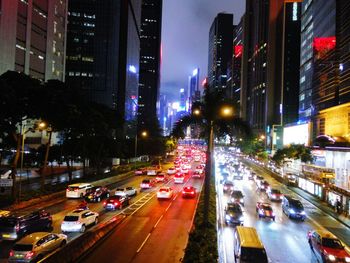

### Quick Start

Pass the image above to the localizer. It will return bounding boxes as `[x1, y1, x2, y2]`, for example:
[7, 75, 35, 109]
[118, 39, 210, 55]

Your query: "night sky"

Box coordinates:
[160, 0, 245, 101]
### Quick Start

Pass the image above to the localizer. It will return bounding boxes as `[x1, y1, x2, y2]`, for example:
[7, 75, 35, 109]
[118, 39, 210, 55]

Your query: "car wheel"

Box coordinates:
[97, 197, 101, 202]
[94, 217, 98, 225]
[60, 240, 67, 247]
[80, 225, 86, 233]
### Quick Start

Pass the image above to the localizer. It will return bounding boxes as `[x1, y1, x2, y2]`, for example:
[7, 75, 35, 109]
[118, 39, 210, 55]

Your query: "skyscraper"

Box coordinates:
[66, 0, 141, 121]
[208, 13, 233, 92]
[137, 0, 163, 129]
[188, 68, 200, 107]
[0, 0, 68, 81]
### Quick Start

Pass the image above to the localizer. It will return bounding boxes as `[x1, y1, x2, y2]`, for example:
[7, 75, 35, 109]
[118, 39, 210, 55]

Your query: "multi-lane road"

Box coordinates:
[0, 161, 204, 263]
[216, 151, 350, 263]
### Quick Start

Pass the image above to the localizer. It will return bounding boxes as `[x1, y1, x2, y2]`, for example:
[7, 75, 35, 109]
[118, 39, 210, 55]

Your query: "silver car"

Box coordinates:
[8, 232, 67, 262]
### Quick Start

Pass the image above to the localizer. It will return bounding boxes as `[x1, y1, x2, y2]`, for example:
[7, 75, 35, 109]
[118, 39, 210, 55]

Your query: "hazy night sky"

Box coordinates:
[160, 0, 245, 101]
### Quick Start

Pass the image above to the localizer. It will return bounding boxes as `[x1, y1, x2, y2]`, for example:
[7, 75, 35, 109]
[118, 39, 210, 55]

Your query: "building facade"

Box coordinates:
[66, 0, 141, 121]
[0, 0, 67, 81]
[137, 0, 162, 129]
[208, 13, 233, 92]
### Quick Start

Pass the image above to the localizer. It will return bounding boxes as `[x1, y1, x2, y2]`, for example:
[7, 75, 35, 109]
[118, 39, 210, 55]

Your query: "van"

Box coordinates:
[234, 226, 268, 263]
[66, 183, 93, 198]
[281, 195, 306, 220]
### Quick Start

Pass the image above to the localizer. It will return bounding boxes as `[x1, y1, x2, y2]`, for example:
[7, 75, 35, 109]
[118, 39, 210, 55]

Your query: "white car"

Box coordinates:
[115, 187, 137, 197]
[181, 168, 189, 174]
[66, 183, 93, 198]
[147, 169, 157, 176]
[157, 187, 174, 199]
[184, 163, 191, 170]
[61, 209, 99, 233]
[174, 174, 185, 184]
[8, 232, 67, 263]
[167, 167, 176, 175]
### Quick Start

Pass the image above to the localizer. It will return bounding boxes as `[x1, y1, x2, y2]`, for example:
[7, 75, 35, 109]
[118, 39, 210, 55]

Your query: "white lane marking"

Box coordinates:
[165, 202, 172, 212]
[129, 193, 156, 216]
[154, 214, 164, 229]
[136, 233, 151, 253]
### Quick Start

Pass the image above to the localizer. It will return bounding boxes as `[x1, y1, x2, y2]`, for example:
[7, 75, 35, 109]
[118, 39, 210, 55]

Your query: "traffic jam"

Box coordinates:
[215, 148, 350, 263]
[0, 144, 206, 263]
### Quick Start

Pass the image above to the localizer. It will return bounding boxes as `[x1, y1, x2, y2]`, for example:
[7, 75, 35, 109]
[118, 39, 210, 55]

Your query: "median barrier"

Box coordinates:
[39, 215, 126, 263]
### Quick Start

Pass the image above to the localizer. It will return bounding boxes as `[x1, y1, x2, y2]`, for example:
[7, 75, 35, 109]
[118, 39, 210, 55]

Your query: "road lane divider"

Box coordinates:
[153, 214, 164, 229]
[136, 233, 152, 253]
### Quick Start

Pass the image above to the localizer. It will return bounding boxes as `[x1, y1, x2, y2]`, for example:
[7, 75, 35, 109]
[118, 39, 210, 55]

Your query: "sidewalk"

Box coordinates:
[289, 186, 350, 229]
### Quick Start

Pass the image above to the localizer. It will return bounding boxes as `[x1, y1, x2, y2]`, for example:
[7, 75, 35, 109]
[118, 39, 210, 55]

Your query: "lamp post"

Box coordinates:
[134, 131, 148, 170]
[37, 121, 52, 190]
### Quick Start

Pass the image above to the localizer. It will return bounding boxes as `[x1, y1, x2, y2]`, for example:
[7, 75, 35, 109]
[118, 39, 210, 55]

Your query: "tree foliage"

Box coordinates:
[272, 144, 313, 165]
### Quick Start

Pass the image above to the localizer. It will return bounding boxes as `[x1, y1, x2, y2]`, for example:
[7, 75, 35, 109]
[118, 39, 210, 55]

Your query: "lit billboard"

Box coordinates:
[283, 123, 310, 146]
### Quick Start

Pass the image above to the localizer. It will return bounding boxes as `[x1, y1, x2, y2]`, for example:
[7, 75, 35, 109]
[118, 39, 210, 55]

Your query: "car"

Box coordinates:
[156, 173, 168, 183]
[140, 179, 156, 189]
[0, 168, 12, 179]
[233, 171, 243, 180]
[61, 209, 98, 233]
[259, 180, 270, 191]
[115, 186, 137, 197]
[230, 190, 244, 206]
[8, 232, 67, 263]
[223, 180, 234, 194]
[192, 170, 203, 178]
[103, 195, 130, 210]
[66, 183, 93, 198]
[256, 202, 275, 221]
[84, 186, 110, 202]
[195, 165, 203, 173]
[134, 168, 146, 175]
[254, 175, 264, 184]
[282, 195, 306, 220]
[157, 187, 174, 199]
[308, 230, 350, 263]
[267, 188, 283, 201]
[182, 186, 196, 198]
[181, 167, 189, 174]
[219, 172, 230, 184]
[184, 163, 191, 170]
[174, 173, 185, 183]
[0, 210, 52, 241]
[167, 167, 176, 175]
[286, 174, 297, 185]
[225, 202, 244, 226]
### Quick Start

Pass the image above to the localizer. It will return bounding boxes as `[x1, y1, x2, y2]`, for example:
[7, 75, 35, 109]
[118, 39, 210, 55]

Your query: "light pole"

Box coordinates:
[37, 121, 52, 190]
[134, 131, 148, 170]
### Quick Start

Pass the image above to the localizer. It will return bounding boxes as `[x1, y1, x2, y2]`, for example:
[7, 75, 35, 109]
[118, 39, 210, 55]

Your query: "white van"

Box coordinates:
[66, 183, 93, 198]
[234, 226, 268, 263]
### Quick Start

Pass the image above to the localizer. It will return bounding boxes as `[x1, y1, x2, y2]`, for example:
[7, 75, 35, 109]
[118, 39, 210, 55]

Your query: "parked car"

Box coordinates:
[115, 187, 137, 197]
[267, 188, 283, 201]
[225, 202, 244, 226]
[0, 210, 52, 241]
[66, 183, 93, 198]
[8, 232, 67, 263]
[308, 229, 350, 263]
[61, 209, 98, 233]
[140, 179, 156, 189]
[256, 202, 275, 221]
[157, 187, 174, 199]
[182, 186, 196, 198]
[104, 196, 130, 210]
[84, 186, 110, 202]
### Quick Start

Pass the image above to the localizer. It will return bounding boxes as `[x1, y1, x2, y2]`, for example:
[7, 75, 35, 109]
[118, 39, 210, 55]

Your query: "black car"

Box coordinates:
[225, 203, 244, 225]
[104, 195, 130, 210]
[0, 210, 52, 241]
[230, 190, 244, 206]
[84, 186, 110, 202]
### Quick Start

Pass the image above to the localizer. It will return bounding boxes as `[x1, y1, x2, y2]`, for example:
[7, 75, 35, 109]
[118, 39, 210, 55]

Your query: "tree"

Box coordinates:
[172, 89, 250, 225]
[272, 144, 313, 165]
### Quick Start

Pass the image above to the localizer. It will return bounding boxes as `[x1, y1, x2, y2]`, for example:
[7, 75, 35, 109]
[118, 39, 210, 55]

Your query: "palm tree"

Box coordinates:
[172, 89, 250, 225]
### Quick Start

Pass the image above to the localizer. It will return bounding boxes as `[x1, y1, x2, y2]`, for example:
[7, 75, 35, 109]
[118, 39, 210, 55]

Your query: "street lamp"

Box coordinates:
[193, 109, 201, 116]
[38, 121, 52, 190]
[134, 130, 148, 169]
[220, 106, 234, 117]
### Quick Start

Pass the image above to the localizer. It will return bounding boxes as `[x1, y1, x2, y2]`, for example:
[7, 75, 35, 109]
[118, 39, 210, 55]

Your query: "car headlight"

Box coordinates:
[225, 215, 231, 220]
[328, 254, 336, 261]
[239, 216, 244, 221]
[259, 209, 264, 215]
[240, 198, 243, 202]
[289, 209, 295, 214]
[300, 211, 306, 215]
[345, 257, 350, 263]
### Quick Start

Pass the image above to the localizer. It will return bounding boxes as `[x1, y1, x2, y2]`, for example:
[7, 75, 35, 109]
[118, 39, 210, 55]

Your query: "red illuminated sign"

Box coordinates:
[234, 45, 243, 58]
[201, 78, 207, 87]
[313, 37, 336, 58]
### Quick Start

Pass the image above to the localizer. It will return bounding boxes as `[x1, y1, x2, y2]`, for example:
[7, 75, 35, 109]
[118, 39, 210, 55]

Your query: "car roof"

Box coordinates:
[314, 230, 338, 239]
[160, 186, 171, 190]
[68, 183, 92, 187]
[17, 232, 50, 244]
[66, 209, 90, 216]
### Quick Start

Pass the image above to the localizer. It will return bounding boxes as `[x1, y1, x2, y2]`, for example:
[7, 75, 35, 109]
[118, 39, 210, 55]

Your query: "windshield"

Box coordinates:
[142, 180, 150, 183]
[67, 187, 79, 191]
[64, 216, 79, 222]
[232, 192, 243, 198]
[322, 238, 343, 249]
[116, 188, 124, 192]
[227, 205, 242, 213]
[262, 206, 272, 211]
[241, 247, 268, 262]
[290, 200, 303, 209]
[271, 190, 281, 194]
[13, 244, 33, 251]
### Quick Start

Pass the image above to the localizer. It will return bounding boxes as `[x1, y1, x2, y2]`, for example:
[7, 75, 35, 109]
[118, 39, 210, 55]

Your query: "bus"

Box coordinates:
[301, 164, 335, 184]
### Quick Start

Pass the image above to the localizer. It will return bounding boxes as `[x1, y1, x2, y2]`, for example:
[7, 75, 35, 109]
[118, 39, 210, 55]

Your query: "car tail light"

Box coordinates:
[182, 191, 186, 194]
[9, 250, 14, 257]
[74, 189, 78, 192]
[15, 223, 20, 232]
[114, 202, 119, 206]
[25, 251, 35, 259]
[103, 201, 106, 206]
[191, 191, 194, 194]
